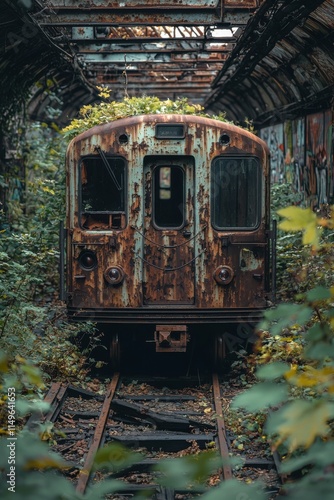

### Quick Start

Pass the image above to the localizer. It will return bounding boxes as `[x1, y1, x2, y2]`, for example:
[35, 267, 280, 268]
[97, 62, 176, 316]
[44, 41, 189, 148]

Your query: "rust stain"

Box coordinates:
[66, 114, 270, 321]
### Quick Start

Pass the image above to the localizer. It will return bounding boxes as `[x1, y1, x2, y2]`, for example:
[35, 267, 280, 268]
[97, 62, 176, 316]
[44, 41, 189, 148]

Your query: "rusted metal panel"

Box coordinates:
[142, 157, 195, 304]
[66, 115, 270, 320]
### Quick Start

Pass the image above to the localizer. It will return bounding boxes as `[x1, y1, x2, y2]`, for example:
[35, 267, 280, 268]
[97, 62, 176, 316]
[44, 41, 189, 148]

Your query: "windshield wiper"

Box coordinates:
[95, 146, 122, 191]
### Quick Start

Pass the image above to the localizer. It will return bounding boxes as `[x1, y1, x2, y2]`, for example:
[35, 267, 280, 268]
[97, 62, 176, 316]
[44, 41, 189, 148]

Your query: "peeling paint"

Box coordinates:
[66, 114, 271, 323]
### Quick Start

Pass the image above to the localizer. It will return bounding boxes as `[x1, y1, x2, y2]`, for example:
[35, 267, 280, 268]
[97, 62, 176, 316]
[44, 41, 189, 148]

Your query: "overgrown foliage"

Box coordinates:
[0, 121, 98, 381]
[271, 184, 334, 299]
[233, 204, 334, 499]
[0, 116, 115, 497]
[2, 92, 333, 497]
[62, 88, 235, 140]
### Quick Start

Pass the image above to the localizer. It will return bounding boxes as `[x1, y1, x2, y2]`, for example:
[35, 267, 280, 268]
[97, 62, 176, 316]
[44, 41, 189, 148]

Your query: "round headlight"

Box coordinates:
[104, 266, 125, 285]
[214, 265, 234, 285]
[78, 250, 97, 270]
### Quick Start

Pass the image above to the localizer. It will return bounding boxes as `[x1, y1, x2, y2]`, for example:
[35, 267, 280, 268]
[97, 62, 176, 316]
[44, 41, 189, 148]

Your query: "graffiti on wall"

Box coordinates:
[283, 118, 305, 195]
[260, 109, 333, 207]
[305, 111, 334, 207]
[260, 124, 284, 184]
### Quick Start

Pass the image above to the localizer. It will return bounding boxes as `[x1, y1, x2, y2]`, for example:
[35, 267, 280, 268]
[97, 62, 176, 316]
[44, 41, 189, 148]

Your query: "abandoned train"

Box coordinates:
[60, 114, 275, 365]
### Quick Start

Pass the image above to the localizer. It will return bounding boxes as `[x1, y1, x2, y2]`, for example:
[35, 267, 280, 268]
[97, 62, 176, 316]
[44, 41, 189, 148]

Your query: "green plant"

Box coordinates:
[62, 89, 234, 140]
[233, 206, 334, 499]
[271, 185, 334, 299]
[0, 119, 101, 381]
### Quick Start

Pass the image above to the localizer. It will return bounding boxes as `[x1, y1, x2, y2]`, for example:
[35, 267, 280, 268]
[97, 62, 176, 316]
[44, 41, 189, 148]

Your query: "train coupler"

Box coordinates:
[154, 325, 189, 352]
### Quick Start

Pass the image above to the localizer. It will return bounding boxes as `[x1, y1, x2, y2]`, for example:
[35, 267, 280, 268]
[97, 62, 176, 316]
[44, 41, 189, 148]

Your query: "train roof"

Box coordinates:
[69, 113, 269, 152]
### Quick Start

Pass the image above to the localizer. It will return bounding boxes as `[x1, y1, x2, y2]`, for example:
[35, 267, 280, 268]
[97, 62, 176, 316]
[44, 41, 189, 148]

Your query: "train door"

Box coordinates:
[142, 157, 195, 304]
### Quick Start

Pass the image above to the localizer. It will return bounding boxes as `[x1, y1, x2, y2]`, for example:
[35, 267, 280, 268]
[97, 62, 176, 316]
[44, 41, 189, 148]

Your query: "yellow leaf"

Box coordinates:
[277, 206, 316, 231]
[206, 441, 216, 449]
[293, 373, 319, 387]
[275, 400, 331, 451]
[278, 206, 322, 247]
[0, 354, 9, 373]
[287, 366, 334, 388]
[284, 364, 297, 380]
[302, 222, 321, 248]
[24, 457, 67, 470]
[15, 355, 26, 363]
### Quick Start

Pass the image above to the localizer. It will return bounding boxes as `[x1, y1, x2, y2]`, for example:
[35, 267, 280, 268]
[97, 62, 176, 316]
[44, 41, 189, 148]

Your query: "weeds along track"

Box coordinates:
[27, 372, 283, 499]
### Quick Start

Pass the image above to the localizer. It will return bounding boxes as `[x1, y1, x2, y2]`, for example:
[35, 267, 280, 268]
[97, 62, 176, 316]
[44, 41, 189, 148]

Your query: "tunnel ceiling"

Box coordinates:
[1, 0, 333, 128]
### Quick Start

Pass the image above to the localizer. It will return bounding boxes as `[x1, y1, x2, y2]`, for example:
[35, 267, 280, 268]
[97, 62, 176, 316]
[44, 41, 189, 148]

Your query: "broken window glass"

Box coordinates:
[154, 165, 184, 228]
[80, 156, 126, 230]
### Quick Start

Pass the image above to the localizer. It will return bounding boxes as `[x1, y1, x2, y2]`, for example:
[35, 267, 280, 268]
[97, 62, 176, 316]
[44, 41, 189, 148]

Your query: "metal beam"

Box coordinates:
[35, 0, 256, 26]
[42, 0, 259, 10]
[46, 0, 222, 7]
[85, 66, 222, 73]
[25, 0, 259, 109]
[73, 42, 232, 54]
[37, 11, 253, 27]
[95, 82, 211, 89]
[70, 31, 237, 45]
[78, 53, 228, 63]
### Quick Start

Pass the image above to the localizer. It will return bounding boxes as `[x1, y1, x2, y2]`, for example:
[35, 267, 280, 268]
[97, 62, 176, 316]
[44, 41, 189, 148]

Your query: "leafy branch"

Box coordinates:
[232, 204, 334, 497]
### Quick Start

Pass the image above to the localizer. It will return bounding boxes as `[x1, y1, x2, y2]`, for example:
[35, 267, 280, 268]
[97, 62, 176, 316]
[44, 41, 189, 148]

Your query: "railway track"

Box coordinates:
[27, 372, 283, 499]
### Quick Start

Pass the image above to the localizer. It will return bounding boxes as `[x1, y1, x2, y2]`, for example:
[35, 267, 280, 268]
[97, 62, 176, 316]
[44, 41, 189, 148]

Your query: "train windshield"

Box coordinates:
[80, 156, 126, 230]
[211, 157, 260, 229]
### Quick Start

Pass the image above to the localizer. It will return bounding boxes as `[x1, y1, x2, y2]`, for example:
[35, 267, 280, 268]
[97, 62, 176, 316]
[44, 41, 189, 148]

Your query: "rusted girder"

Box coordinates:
[70, 33, 237, 45]
[73, 42, 232, 54]
[33, 0, 259, 27]
[77, 53, 228, 63]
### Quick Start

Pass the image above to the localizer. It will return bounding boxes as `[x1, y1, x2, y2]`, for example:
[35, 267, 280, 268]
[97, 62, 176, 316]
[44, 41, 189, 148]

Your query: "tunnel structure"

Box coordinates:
[1, 0, 334, 206]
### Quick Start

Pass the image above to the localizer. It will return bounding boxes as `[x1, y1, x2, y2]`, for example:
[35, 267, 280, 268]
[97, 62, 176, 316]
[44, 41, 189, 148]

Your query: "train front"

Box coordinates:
[62, 114, 273, 360]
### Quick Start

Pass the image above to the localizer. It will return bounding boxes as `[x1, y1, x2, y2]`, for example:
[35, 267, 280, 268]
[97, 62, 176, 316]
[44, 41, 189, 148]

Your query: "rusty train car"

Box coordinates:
[60, 114, 275, 365]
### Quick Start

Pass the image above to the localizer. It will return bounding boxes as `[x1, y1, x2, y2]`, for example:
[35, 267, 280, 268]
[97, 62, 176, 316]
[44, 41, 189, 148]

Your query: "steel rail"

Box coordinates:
[26, 382, 68, 429]
[212, 372, 233, 480]
[76, 372, 121, 494]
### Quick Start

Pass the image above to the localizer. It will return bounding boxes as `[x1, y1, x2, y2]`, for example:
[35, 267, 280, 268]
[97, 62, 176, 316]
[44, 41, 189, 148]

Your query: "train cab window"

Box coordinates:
[211, 157, 260, 229]
[153, 165, 184, 228]
[80, 156, 126, 230]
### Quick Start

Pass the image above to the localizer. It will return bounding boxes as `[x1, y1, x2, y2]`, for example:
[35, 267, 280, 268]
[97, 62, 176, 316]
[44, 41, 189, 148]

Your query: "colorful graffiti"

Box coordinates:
[260, 124, 284, 184]
[260, 109, 333, 207]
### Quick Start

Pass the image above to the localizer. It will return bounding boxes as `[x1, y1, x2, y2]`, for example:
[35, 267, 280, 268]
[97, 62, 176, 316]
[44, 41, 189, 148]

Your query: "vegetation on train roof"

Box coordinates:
[62, 87, 244, 140]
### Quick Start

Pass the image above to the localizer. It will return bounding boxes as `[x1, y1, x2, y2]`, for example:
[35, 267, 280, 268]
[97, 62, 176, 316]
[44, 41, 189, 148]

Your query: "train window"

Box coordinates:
[80, 156, 126, 230]
[211, 157, 260, 229]
[153, 165, 184, 228]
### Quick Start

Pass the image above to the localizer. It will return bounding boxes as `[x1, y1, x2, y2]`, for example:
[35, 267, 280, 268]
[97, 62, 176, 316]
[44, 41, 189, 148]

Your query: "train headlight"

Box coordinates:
[214, 265, 234, 285]
[78, 250, 97, 270]
[104, 266, 125, 285]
